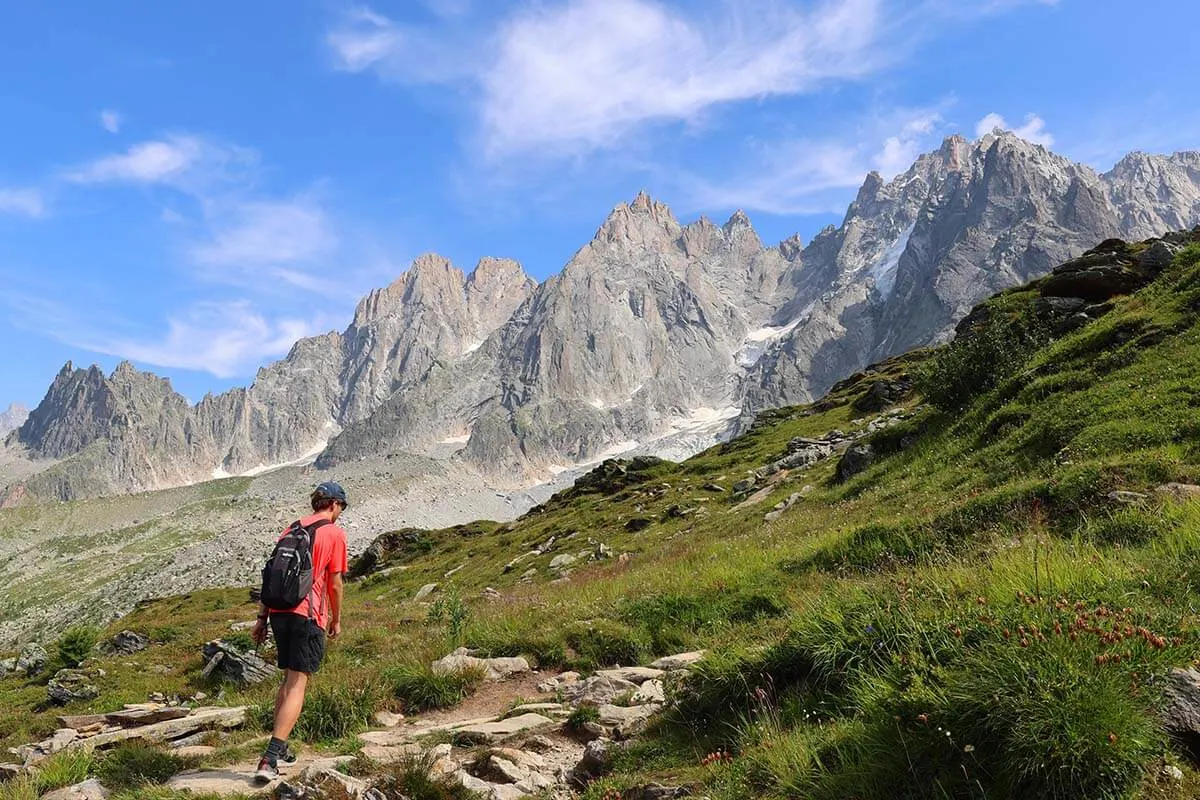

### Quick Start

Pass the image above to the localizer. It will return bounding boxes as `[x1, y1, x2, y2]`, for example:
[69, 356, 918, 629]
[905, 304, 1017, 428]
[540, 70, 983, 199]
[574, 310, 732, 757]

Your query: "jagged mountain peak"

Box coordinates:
[7, 135, 1200, 503]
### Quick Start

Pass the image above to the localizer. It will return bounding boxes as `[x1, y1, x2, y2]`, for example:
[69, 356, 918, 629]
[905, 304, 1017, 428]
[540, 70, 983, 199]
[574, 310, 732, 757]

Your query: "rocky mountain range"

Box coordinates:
[4, 131, 1200, 503]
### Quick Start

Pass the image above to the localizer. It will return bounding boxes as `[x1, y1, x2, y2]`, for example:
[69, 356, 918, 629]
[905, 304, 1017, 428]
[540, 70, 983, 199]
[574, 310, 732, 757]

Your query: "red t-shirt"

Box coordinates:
[269, 513, 348, 630]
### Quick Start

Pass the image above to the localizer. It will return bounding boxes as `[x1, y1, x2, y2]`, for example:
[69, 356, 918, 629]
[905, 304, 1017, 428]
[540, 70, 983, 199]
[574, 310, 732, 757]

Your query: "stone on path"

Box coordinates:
[431, 648, 530, 681]
[560, 674, 641, 705]
[453, 713, 556, 744]
[596, 666, 663, 683]
[173, 745, 217, 759]
[41, 779, 109, 800]
[598, 704, 657, 738]
[649, 651, 705, 670]
[632, 679, 665, 705]
[167, 769, 269, 795]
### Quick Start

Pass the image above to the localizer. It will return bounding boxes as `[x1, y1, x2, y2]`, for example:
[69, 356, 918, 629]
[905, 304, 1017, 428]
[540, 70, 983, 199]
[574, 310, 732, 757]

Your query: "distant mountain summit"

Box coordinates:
[0, 404, 28, 438]
[6, 132, 1200, 502]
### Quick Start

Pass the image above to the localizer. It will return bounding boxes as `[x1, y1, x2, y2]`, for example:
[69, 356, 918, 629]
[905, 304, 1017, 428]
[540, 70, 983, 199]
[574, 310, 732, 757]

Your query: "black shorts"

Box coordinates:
[270, 613, 326, 674]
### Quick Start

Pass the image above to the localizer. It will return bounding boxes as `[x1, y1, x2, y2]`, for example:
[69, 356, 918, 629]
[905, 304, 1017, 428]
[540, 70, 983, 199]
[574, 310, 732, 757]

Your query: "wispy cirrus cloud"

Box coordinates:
[6, 292, 333, 379]
[85, 300, 333, 378]
[64, 134, 256, 190]
[0, 187, 46, 217]
[673, 106, 950, 215]
[331, 0, 890, 157]
[190, 197, 342, 291]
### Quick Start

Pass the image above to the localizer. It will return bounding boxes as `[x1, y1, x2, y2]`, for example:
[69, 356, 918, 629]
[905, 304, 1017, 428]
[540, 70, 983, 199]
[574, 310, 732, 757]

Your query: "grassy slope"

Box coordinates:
[2, 243, 1200, 799]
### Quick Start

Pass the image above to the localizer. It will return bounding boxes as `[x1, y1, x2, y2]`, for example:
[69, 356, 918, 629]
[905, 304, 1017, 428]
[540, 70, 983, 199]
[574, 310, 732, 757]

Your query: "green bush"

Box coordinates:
[565, 704, 601, 732]
[54, 625, 101, 669]
[916, 308, 1051, 411]
[386, 664, 482, 713]
[221, 631, 255, 653]
[95, 742, 197, 791]
[292, 681, 379, 743]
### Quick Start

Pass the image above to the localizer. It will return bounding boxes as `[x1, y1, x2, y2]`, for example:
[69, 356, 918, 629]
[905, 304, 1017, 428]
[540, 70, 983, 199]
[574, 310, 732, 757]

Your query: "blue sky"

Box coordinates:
[1, 0, 1197, 410]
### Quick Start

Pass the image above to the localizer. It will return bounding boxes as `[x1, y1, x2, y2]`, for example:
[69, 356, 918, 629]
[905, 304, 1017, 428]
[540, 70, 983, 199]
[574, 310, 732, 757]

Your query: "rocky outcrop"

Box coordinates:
[0, 404, 28, 438]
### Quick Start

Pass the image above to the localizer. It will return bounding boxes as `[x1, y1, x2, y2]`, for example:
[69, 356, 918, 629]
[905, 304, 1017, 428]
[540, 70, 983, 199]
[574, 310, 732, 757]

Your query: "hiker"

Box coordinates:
[251, 481, 350, 783]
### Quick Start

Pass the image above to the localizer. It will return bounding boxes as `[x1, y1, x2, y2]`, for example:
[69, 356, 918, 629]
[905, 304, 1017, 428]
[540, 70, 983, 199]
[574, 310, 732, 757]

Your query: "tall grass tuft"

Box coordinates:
[385, 664, 482, 713]
[292, 680, 380, 743]
[95, 741, 198, 791]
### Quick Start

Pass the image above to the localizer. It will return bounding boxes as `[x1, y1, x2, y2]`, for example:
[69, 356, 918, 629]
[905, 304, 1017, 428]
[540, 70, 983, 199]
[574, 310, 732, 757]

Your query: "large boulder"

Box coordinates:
[836, 443, 876, 482]
[47, 668, 102, 705]
[431, 648, 530, 681]
[200, 640, 277, 687]
[1161, 667, 1200, 760]
[107, 631, 149, 656]
[15, 643, 47, 676]
[852, 378, 912, 412]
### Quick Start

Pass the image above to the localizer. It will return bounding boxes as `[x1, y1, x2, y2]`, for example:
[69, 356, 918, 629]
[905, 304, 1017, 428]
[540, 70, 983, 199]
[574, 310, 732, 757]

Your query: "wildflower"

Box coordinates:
[963, 744, 975, 753]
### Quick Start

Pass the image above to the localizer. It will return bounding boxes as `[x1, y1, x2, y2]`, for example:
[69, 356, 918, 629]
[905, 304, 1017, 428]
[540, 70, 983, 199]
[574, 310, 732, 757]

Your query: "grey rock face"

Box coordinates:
[0, 404, 28, 438]
[6, 135, 1199, 502]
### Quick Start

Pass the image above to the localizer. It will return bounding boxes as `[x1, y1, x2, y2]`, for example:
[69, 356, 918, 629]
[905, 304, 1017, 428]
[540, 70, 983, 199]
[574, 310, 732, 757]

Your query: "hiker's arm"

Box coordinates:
[328, 573, 344, 638]
[252, 602, 269, 644]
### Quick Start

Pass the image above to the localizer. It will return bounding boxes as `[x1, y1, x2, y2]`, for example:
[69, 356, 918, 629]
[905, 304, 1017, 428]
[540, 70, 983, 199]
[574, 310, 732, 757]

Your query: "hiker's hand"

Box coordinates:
[328, 620, 341, 640]
[251, 618, 268, 645]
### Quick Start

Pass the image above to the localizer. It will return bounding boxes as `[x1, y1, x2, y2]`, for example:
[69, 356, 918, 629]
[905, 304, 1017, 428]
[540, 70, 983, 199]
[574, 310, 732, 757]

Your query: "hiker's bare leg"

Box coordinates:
[273, 669, 309, 740]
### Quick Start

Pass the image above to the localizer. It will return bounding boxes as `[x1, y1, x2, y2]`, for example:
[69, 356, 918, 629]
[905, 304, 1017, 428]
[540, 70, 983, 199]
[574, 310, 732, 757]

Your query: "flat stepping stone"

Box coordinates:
[360, 742, 423, 763]
[650, 651, 705, 670]
[508, 702, 564, 714]
[167, 769, 272, 794]
[595, 667, 663, 683]
[453, 713, 556, 744]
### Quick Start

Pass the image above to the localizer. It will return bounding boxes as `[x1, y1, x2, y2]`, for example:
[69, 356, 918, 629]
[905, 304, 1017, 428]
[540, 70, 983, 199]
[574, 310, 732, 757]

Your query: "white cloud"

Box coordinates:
[0, 188, 46, 217]
[678, 107, 948, 215]
[975, 112, 1055, 147]
[326, 7, 470, 82]
[99, 109, 122, 134]
[65, 134, 256, 189]
[331, 0, 888, 156]
[191, 198, 337, 272]
[67, 135, 203, 184]
[484, 0, 887, 156]
[88, 301, 329, 378]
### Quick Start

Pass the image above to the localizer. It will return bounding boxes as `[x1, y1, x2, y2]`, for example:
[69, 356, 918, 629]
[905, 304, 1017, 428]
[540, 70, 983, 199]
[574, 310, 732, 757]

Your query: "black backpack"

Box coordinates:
[260, 519, 331, 614]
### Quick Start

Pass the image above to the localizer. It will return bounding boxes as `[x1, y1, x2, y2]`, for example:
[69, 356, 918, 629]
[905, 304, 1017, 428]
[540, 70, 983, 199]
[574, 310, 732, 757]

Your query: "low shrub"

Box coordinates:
[53, 625, 101, 670]
[386, 664, 482, 713]
[566, 704, 601, 732]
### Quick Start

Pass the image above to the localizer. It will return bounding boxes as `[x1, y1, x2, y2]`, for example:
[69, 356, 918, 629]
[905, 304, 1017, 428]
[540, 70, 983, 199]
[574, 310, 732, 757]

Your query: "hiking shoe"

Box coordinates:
[279, 746, 297, 764]
[253, 757, 279, 784]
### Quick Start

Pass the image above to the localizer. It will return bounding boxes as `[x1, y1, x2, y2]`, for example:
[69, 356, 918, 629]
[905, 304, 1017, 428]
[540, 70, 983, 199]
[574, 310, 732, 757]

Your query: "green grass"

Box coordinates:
[94, 742, 199, 792]
[2, 236, 1199, 798]
[385, 664, 483, 713]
